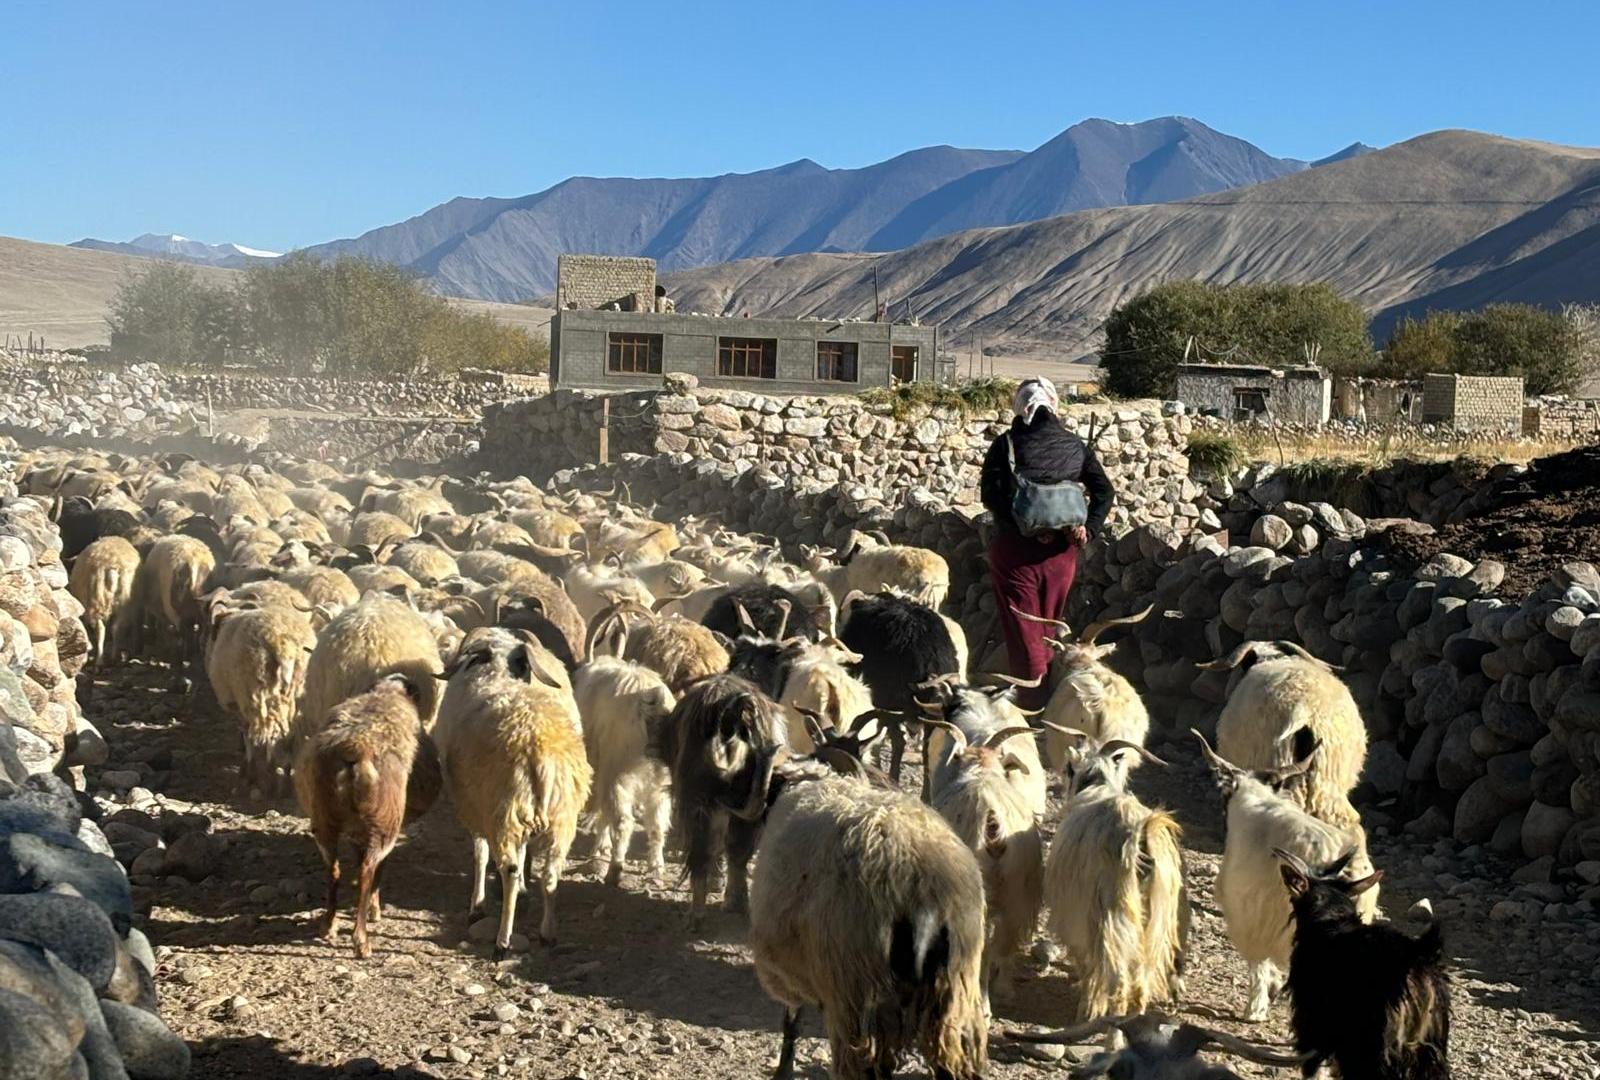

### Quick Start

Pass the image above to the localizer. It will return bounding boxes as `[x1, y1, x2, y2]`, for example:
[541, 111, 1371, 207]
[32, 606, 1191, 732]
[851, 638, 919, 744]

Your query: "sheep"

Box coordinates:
[1045, 736, 1188, 1021]
[345, 511, 414, 549]
[1011, 605, 1153, 769]
[383, 537, 460, 586]
[280, 564, 361, 612]
[1277, 849, 1451, 1080]
[476, 580, 587, 669]
[508, 507, 584, 550]
[131, 534, 216, 679]
[1203, 640, 1368, 830]
[297, 595, 444, 747]
[294, 673, 442, 958]
[750, 769, 987, 1080]
[801, 539, 951, 609]
[67, 536, 140, 668]
[55, 497, 147, 561]
[207, 605, 318, 795]
[434, 629, 592, 957]
[1006, 1014, 1312, 1079]
[922, 716, 1043, 1008]
[838, 590, 961, 783]
[624, 611, 730, 694]
[346, 563, 421, 597]
[1193, 730, 1380, 1023]
[627, 558, 706, 605]
[563, 561, 655, 626]
[654, 672, 785, 922]
[572, 656, 676, 887]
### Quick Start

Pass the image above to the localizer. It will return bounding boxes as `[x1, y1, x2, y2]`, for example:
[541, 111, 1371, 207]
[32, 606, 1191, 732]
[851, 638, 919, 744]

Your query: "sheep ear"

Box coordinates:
[799, 709, 829, 750]
[851, 715, 884, 747]
[1001, 751, 1031, 776]
[1279, 863, 1310, 898]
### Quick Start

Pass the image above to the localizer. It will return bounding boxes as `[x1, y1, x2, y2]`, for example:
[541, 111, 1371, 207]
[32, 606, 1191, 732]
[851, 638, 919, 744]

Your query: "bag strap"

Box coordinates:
[1006, 432, 1018, 475]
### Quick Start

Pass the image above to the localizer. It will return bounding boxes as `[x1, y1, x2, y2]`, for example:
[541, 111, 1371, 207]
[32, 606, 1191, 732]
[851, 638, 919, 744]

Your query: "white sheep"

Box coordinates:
[297, 595, 444, 747]
[1192, 729, 1380, 1022]
[1045, 736, 1188, 1020]
[801, 539, 951, 610]
[207, 604, 318, 794]
[1204, 640, 1368, 830]
[572, 656, 676, 886]
[435, 628, 592, 957]
[131, 534, 216, 678]
[67, 536, 141, 668]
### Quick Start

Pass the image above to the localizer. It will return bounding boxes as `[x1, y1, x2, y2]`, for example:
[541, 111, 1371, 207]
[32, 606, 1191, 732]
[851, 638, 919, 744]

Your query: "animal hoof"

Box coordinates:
[538, 933, 557, 947]
[604, 865, 623, 888]
[491, 945, 510, 963]
[354, 942, 371, 960]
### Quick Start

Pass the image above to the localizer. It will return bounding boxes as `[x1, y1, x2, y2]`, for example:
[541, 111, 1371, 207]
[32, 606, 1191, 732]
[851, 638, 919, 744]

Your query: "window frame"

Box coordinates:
[890, 344, 919, 384]
[815, 340, 860, 383]
[716, 336, 778, 380]
[606, 331, 663, 375]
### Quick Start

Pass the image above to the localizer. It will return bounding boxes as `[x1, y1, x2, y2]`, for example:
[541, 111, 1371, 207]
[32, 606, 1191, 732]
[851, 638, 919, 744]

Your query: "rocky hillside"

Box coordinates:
[665, 131, 1600, 357]
[300, 117, 1340, 301]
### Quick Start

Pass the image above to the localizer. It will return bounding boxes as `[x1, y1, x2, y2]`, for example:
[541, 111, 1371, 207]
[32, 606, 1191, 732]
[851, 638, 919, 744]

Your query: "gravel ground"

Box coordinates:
[83, 662, 1600, 1080]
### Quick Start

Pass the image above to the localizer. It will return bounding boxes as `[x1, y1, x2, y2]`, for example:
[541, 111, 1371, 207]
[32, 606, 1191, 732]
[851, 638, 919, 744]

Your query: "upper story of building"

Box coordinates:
[549, 254, 945, 393]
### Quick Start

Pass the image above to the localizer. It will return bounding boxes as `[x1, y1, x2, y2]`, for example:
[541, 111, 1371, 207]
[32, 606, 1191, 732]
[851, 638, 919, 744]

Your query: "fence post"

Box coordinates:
[598, 396, 610, 466]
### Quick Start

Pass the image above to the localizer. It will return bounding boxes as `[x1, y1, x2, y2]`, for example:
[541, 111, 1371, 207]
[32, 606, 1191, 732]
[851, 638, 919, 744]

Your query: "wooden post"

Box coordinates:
[598, 396, 610, 466]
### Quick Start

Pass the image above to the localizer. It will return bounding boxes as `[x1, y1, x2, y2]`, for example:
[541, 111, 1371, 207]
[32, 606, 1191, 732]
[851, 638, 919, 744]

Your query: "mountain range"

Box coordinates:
[290, 117, 1371, 301]
[661, 130, 1600, 359]
[70, 233, 280, 267]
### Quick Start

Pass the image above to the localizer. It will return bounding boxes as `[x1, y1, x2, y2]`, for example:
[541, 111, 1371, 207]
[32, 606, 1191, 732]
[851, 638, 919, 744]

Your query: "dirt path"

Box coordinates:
[85, 662, 1600, 1079]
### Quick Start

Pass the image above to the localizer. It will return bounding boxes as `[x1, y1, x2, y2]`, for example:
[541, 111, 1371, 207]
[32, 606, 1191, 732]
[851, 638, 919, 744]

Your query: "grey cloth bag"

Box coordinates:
[1007, 433, 1088, 536]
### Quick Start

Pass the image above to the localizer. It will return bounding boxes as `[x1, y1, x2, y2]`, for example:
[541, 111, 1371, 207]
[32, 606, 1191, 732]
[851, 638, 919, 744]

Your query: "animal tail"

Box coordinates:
[1139, 810, 1187, 1005]
[336, 755, 382, 817]
[888, 905, 986, 1079]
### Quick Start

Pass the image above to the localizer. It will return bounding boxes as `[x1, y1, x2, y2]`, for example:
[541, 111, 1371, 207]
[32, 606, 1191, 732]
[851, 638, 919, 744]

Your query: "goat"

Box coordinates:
[654, 672, 785, 923]
[297, 595, 444, 748]
[751, 768, 987, 1080]
[624, 611, 730, 694]
[130, 534, 216, 682]
[1193, 729, 1380, 1022]
[922, 716, 1043, 1008]
[703, 581, 831, 642]
[1045, 736, 1188, 1021]
[1278, 849, 1451, 1080]
[801, 540, 951, 610]
[294, 673, 442, 958]
[1203, 640, 1368, 830]
[916, 678, 1046, 816]
[1011, 604, 1153, 769]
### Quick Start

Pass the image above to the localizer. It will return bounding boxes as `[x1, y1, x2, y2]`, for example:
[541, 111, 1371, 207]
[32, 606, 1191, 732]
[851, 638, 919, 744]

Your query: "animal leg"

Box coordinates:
[92, 620, 106, 670]
[772, 1006, 802, 1080]
[367, 860, 385, 924]
[645, 786, 671, 885]
[724, 819, 758, 915]
[538, 840, 567, 945]
[493, 843, 526, 962]
[1245, 960, 1276, 1023]
[352, 847, 382, 959]
[467, 836, 490, 921]
[315, 836, 340, 942]
[888, 722, 906, 784]
[607, 783, 638, 888]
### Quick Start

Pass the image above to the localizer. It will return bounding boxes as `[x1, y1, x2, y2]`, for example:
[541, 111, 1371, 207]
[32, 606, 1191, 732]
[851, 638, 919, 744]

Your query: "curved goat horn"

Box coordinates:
[917, 717, 967, 755]
[982, 726, 1037, 750]
[1009, 606, 1071, 634]
[1184, 1024, 1313, 1067]
[974, 671, 1043, 689]
[1099, 739, 1169, 767]
[1077, 603, 1154, 645]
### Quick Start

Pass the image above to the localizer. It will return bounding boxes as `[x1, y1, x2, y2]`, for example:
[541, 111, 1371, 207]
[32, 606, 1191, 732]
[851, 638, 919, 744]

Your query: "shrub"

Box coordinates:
[1100, 281, 1373, 398]
[1184, 431, 1247, 476]
[860, 376, 1017, 420]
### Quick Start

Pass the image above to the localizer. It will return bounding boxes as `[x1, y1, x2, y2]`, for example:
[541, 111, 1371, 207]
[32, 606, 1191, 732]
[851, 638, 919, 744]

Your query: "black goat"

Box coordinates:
[703, 582, 827, 642]
[837, 591, 959, 782]
[1278, 848, 1451, 1080]
[55, 497, 144, 561]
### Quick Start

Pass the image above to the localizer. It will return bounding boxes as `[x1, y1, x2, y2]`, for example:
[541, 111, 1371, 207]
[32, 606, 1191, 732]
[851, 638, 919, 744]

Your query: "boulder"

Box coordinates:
[0, 987, 78, 1080]
[1453, 776, 1519, 844]
[0, 892, 120, 992]
[0, 832, 132, 927]
[1435, 716, 1484, 792]
[1485, 751, 1534, 805]
[1521, 801, 1575, 860]
[102, 999, 191, 1080]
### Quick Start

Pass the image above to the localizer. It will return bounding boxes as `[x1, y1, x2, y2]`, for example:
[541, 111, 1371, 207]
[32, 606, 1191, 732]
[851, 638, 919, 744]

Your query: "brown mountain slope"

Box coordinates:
[0, 236, 552, 350]
[664, 131, 1600, 358]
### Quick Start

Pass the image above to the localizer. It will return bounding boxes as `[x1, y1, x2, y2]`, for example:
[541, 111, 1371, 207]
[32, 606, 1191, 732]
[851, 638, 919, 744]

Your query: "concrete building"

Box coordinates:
[1421, 374, 1524, 432]
[1173, 362, 1331, 425]
[549, 253, 944, 393]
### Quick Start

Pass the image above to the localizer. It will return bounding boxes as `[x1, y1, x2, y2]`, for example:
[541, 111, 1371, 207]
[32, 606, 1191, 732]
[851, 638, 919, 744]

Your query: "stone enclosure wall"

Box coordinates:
[1422, 373, 1525, 432]
[555, 254, 657, 311]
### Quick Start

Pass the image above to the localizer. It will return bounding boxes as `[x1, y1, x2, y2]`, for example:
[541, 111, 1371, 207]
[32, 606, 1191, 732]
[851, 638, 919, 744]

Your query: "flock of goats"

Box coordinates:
[31, 445, 1453, 1079]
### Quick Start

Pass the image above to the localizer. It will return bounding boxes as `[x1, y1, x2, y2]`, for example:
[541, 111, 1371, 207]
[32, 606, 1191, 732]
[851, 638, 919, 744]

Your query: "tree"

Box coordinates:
[1381, 304, 1586, 395]
[106, 261, 227, 366]
[1099, 281, 1373, 398]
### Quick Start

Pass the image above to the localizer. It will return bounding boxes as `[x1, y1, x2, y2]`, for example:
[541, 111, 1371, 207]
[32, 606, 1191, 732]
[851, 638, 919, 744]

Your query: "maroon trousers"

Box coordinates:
[989, 530, 1079, 710]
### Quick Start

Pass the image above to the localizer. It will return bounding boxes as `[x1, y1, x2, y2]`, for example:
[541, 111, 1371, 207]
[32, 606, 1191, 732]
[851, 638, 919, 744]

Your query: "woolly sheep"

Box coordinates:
[208, 605, 318, 795]
[1205, 640, 1368, 830]
[624, 612, 730, 694]
[67, 536, 140, 669]
[1193, 730, 1379, 1022]
[1046, 736, 1188, 1020]
[297, 595, 444, 747]
[572, 656, 676, 886]
[131, 534, 216, 678]
[435, 629, 592, 957]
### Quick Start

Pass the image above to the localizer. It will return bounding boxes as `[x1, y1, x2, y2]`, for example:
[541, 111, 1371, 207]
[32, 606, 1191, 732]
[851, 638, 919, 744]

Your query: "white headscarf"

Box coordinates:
[1012, 376, 1059, 425]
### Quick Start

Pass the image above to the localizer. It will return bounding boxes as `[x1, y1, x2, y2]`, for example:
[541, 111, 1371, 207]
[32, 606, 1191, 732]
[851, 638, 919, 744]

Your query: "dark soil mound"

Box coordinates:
[1379, 444, 1600, 596]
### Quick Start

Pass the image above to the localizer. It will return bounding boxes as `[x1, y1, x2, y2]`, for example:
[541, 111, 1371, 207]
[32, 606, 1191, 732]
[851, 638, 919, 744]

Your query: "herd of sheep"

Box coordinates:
[31, 446, 1452, 1079]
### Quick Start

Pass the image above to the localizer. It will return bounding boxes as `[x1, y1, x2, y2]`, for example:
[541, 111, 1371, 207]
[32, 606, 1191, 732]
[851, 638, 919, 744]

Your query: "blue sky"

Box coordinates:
[6, 0, 1598, 252]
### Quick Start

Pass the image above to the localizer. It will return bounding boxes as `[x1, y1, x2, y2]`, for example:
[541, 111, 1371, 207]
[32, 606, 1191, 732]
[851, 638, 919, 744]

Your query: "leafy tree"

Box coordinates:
[106, 261, 225, 366]
[1382, 304, 1585, 395]
[1100, 281, 1373, 397]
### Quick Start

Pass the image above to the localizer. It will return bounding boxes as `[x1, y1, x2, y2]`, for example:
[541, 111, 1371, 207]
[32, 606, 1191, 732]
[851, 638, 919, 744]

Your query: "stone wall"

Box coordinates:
[555, 254, 657, 311]
[481, 381, 1195, 525]
[1423, 373, 1525, 432]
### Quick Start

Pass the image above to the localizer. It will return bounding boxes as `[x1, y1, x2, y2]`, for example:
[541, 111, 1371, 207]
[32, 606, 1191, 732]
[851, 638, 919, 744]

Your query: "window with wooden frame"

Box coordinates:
[607, 332, 663, 374]
[890, 345, 918, 383]
[815, 340, 859, 382]
[717, 337, 777, 379]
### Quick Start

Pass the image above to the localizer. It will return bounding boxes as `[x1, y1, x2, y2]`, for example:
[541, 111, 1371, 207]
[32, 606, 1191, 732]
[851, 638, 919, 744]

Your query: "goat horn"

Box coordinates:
[912, 697, 945, 715]
[1039, 721, 1089, 740]
[773, 598, 792, 641]
[1190, 728, 1240, 773]
[1195, 641, 1260, 671]
[1271, 847, 1311, 875]
[917, 717, 967, 755]
[982, 726, 1037, 750]
[974, 671, 1042, 689]
[733, 600, 756, 632]
[1274, 639, 1345, 672]
[1077, 603, 1154, 646]
[1002, 1015, 1132, 1045]
[1185, 1024, 1313, 1068]
[1009, 606, 1071, 634]
[1099, 739, 1169, 767]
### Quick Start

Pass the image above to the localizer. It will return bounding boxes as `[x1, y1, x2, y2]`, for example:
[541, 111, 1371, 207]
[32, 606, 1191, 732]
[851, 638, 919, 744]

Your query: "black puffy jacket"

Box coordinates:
[979, 410, 1114, 537]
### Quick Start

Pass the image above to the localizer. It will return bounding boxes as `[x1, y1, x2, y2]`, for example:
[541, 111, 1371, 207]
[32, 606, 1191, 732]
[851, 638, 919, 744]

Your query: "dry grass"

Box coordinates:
[861, 376, 1017, 420]
[1221, 426, 1582, 468]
